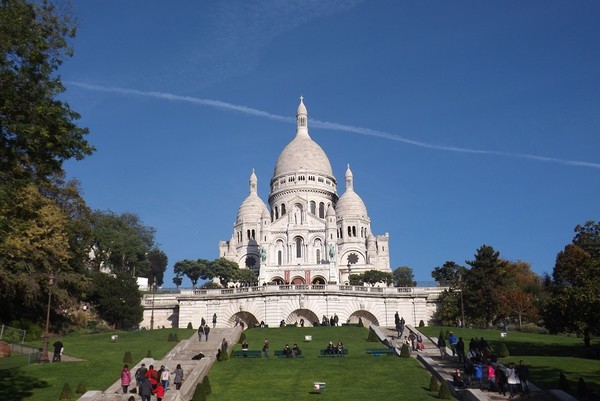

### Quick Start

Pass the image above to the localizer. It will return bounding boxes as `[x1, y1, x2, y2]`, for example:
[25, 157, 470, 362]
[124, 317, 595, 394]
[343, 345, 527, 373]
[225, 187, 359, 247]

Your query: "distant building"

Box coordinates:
[219, 97, 391, 285]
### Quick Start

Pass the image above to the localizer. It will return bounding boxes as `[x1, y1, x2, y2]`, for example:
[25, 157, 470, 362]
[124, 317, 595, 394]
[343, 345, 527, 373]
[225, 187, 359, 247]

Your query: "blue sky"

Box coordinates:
[61, 1, 600, 286]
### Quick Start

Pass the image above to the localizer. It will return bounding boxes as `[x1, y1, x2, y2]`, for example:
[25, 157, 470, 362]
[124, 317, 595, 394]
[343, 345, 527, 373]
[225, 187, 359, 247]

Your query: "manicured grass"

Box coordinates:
[419, 326, 600, 399]
[205, 326, 436, 401]
[0, 328, 194, 401]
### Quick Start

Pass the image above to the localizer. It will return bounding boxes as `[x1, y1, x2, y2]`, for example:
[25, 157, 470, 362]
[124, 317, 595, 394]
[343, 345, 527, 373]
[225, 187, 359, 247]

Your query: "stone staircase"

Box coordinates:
[77, 326, 242, 401]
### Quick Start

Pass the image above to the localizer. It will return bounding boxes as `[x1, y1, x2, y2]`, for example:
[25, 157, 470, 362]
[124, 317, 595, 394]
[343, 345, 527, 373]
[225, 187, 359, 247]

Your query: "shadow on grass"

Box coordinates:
[0, 368, 49, 401]
[491, 339, 590, 358]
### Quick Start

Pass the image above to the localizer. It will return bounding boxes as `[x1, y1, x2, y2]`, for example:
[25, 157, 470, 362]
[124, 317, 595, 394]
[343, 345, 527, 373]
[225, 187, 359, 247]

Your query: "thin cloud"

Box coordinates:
[69, 82, 600, 170]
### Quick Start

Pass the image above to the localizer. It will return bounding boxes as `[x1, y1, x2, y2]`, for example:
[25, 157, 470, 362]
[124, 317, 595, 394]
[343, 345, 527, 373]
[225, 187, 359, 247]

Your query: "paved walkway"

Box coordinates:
[77, 327, 242, 401]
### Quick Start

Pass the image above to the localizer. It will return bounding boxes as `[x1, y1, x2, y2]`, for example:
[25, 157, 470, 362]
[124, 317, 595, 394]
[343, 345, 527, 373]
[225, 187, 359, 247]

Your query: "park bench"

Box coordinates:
[319, 348, 348, 357]
[365, 348, 396, 356]
[232, 350, 261, 358]
[274, 350, 304, 358]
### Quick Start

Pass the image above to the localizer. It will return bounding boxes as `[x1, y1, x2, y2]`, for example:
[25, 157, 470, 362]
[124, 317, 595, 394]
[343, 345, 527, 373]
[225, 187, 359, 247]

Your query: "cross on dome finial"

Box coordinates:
[300, 95, 304, 102]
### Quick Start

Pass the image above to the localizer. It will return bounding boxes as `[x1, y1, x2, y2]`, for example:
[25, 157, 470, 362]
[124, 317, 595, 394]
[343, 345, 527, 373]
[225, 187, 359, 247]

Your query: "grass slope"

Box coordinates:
[206, 326, 434, 401]
[0, 329, 193, 401]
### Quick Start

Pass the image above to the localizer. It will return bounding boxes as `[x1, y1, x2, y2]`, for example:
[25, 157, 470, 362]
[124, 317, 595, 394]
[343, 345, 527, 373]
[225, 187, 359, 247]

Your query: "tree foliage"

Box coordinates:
[174, 259, 209, 288]
[0, 0, 94, 183]
[362, 269, 393, 286]
[86, 272, 143, 329]
[544, 220, 600, 336]
[393, 266, 414, 287]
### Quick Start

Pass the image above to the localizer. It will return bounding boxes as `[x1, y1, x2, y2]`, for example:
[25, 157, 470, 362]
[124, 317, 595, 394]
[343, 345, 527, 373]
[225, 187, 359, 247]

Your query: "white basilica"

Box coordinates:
[219, 97, 391, 286]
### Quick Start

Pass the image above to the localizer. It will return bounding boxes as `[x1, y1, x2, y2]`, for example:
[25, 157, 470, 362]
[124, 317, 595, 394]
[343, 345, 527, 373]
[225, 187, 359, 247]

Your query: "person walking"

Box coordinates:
[516, 360, 530, 397]
[139, 377, 153, 401]
[160, 365, 170, 391]
[212, 313, 217, 328]
[437, 336, 447, 358]
[120, 364, 132, 394]
[262, 339, 270, 358]
[203, 324, 210, 341]
[197, 325, 203, 341]
[135, 363, 147, 395]
[173, 364, 184, 390]
[52, 340, 63, 362]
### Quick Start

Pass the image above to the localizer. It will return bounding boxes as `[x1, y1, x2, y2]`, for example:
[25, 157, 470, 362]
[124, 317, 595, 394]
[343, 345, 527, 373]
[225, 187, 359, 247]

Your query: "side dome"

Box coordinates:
[273, 97, 333, 178]
[335, 165, 369, 219]
[237, 170, 269, 223]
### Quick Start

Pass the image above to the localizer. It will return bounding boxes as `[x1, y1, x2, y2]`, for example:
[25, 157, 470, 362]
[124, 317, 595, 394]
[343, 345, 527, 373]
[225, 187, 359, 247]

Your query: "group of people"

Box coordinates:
[281, 343, 302, 357]
[196, 314, 218, 341]
[452, 359, 530, 398]
[326, 340, 344, 355]
[402, 333, 425, 352]
[121, 363, 184, 401]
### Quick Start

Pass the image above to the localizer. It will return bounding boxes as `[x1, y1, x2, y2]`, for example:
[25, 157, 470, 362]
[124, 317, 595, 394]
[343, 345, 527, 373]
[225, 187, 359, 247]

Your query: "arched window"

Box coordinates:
[295, 237, 302, 258]
[316, 249, 321, 264]
[252, 229, 256, 240]
[352, 226, 356, 237]
[247, 229, 251, 240]
[281, 204, 286, 215]
[319, 202, 325, 218]
[275, 206, 279, 220]
[310, 201, 316, 215]
[347, 226, 352, 236]
[278, 250, 282, 266]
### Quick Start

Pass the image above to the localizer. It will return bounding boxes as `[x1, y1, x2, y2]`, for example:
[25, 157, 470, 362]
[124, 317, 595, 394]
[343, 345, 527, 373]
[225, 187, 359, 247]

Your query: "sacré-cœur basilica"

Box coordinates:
[143, 98, 443, 329]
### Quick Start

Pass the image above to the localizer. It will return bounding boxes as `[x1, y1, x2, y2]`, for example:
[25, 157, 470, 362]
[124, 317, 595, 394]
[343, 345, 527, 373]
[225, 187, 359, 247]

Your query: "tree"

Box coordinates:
[434, 290, 461, 326]
[86, 271, 143, 329]
[145, 248, 168, 287]
[431, 261, 466, 287]
[498, 261, 541, 329]
[348, 273, 363, 285]
[393, 266, 414, 287]
[463, 245, 508, 327]
[544, 221, 600, 336]
[0, 0, 94, 183]
[89, 211, 156, 276]
[235, 268, 258, 287]
[174, 259, 209, 289]
[172, 276, 183, 289]
[208, 258, 239, 287]
[362, 269, 393, 286]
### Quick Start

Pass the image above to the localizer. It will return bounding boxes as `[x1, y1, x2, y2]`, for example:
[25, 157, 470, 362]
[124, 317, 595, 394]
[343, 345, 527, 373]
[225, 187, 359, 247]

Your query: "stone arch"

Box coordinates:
[291, 276, 305, 284]
[285, 308, 319, 327]
[269, 276, 284, 285]
[230, 311, 259, 328]
[311, 276, 326, 284]
[347, 310, 379, 326]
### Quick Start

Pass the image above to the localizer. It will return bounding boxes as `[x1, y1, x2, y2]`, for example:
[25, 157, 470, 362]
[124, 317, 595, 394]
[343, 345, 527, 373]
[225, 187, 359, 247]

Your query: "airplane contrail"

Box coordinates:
[69, 82, 600, 170]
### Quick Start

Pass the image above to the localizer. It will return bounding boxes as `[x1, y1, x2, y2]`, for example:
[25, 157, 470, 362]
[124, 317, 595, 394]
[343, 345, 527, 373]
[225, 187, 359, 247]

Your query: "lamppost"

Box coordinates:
[40, 272, 55, 363]
[150, 280, 155, 330]
[458, 272, 465, 328]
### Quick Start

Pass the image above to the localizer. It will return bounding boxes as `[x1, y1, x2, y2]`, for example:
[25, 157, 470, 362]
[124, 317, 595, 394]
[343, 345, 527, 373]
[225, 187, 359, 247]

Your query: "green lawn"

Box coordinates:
[0, 328, 194, 401]
[205, 326, 436, 401]
[419, 326, 600, 399]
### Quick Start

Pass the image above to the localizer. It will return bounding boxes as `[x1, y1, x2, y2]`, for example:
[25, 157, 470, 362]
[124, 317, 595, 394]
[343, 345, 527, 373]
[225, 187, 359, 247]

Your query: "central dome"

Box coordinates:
[273, 97, 333, 178]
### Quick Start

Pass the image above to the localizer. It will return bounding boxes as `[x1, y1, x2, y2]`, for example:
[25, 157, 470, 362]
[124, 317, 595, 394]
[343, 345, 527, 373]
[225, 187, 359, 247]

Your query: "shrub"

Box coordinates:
[419, 320, 425, 327]
[577, 377, 588, 398]
[187, 322, 193, 329]
[496, 342, 509, 358]
[519, 323, 549, 334]
[238, 332, 247, 344]
[437, 380, 452, 399]
[172, 333, 179, 342]
[429, 376, 440, 392]
[358, 317, 364, 328]
[146, 350, 152, 358]
[123, 351, 133, 364]
[202, 376, 212, 395]
[367, 327, 379, 342]
[400, 344, 410, 358]
[438, 330, 445, 341]
[191, 383, 207, 401]
[75, 381, 86, 394]
[59, 383, 73, 400]
[559, 372, 571, 393]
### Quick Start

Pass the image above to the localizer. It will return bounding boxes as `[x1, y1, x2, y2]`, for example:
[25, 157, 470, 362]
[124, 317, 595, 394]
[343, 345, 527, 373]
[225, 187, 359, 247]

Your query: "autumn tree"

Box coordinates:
[497, 261, 542, 329]
[544, 221, 600, 335]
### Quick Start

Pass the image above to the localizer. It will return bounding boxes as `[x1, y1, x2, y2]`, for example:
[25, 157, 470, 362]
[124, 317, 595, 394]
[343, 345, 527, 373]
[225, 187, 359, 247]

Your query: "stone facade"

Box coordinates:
[219, 97, 390, 285]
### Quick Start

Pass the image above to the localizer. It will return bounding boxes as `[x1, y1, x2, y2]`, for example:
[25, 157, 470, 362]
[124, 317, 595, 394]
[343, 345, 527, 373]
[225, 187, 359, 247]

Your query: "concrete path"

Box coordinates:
[77, 326, 242, 401]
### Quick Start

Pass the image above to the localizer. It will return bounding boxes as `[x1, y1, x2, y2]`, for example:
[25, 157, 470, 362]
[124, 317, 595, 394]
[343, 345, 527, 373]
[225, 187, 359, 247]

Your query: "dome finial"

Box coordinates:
[296, 96, 309, 138]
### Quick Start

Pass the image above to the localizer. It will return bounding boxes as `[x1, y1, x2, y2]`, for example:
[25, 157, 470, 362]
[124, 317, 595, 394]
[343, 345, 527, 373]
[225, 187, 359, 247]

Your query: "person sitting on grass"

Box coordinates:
[336, 341, 344, 355]
[282, 344, 292, 357]
[327, 341, 335, 355]
[292, 344, 301, 357]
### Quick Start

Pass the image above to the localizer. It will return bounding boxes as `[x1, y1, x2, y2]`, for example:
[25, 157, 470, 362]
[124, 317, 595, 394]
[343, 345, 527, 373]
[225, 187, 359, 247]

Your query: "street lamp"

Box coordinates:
[458, 272, 465, 328]
[40, 272, 55, 363]
[150, 280, 155, 330]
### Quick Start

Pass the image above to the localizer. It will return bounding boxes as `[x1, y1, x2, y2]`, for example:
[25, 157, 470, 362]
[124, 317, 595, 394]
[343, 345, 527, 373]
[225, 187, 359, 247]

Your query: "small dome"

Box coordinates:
[335, 165, 368, 219]
[237, 170, 269, 222]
